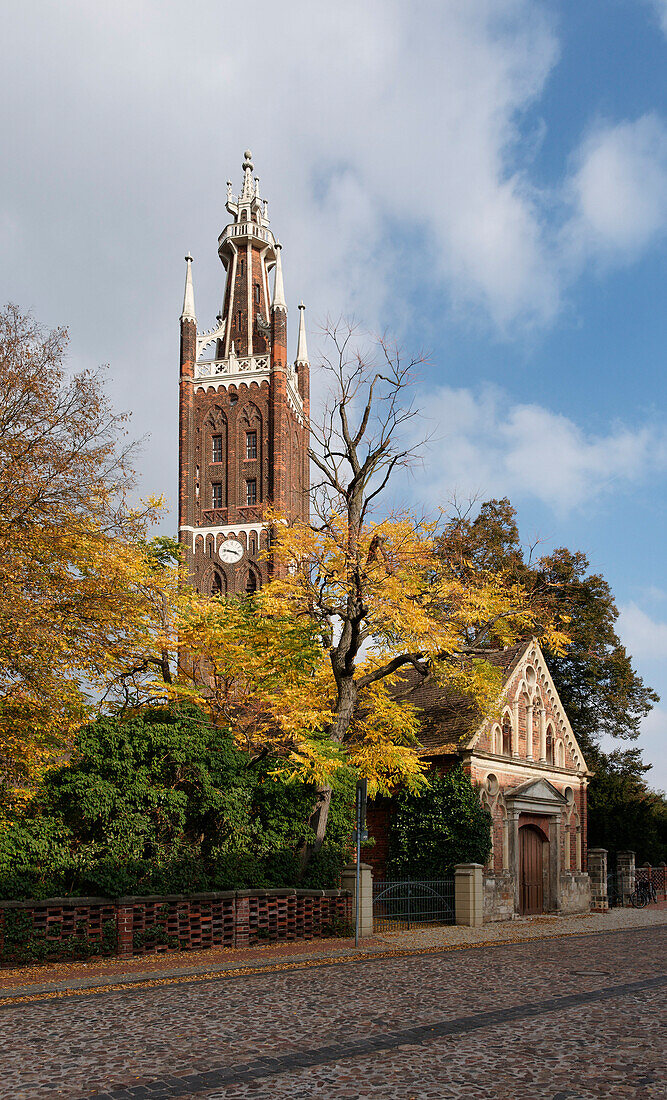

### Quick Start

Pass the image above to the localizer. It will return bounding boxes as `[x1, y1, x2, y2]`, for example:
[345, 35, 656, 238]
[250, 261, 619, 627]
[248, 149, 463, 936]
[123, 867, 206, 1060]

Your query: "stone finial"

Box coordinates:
[180, 253, 196, 323]
[295, 301, 309, 364]
[272, 243, 287, 311]
[241, 150, 255, 201]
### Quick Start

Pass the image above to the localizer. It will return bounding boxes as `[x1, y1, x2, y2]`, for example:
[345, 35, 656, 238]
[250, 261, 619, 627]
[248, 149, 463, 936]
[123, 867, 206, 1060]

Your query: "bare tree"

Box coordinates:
[270, 321, 559, 861]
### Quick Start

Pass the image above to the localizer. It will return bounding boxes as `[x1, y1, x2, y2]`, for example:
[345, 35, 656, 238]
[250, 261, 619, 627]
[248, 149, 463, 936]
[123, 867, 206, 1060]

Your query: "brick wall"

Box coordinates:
[362, 800, 393, 878]
[0, 888, 351, 968]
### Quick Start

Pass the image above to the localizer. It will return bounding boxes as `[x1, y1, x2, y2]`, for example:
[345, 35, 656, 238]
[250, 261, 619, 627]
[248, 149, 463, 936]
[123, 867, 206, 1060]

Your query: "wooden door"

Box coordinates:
[520, 825, 543, 915]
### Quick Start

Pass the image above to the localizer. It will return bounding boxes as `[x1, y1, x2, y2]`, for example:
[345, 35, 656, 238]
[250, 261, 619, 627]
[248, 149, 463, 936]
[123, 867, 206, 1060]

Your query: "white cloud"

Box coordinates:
[618, 603, 667, 662]
[0, 3, 666, 516]
[562, 114, 667, 263]
[648, 1, 667, 35]
[411, 385, 667, 514]
[635, 708, 667, 793]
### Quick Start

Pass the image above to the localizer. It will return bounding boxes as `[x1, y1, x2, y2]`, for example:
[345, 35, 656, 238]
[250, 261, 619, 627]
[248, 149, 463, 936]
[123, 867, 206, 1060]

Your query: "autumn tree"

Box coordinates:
[437, 497, 662, 856]
[233, 324, 566, 855]
[0, 304, 166, 802]
[437, 497, 658, 761]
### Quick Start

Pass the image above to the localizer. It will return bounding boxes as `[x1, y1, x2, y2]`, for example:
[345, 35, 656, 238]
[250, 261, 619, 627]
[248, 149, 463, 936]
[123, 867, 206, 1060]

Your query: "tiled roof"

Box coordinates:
[393, 639, 530, 755]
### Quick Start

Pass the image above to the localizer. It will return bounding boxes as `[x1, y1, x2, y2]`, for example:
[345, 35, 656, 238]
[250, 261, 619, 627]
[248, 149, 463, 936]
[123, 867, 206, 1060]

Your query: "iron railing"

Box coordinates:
[372, 878, 455, 932]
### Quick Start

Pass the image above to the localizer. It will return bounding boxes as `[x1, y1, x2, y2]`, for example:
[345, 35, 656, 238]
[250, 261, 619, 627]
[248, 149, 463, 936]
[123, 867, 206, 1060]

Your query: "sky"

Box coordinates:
[1, 0, 666, 788]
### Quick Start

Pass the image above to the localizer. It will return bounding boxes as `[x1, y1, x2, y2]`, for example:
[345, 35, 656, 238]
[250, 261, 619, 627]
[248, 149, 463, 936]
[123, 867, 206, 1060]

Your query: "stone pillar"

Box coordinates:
[564, 822, 571, 873]
[617, 851, 635, 904]
[502, 812, 509, 871]
[526, 702, 534, 760]
[511, 700, 520, 758]
[575, 827, 582, 873]
[508, 811, 520, 911]
[538, 707, 547, 763]
[587, 848, 608, 911]
[341, 863, 374, 938]
[455, 863, 484, 927]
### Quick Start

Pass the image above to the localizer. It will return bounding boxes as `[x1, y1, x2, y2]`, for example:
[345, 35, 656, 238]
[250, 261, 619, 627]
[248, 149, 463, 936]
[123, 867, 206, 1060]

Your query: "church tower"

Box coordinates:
[178, 151, 310, 595]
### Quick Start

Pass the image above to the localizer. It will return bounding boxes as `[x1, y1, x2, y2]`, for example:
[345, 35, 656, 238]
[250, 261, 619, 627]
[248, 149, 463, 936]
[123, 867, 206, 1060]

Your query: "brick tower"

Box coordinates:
[178, 151, 310, 595]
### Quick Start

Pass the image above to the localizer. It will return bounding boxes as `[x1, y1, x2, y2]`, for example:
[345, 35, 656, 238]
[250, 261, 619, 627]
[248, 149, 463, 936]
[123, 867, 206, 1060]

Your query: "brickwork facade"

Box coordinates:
[364, 639, 592, 920]
[179, 152, 309, 596]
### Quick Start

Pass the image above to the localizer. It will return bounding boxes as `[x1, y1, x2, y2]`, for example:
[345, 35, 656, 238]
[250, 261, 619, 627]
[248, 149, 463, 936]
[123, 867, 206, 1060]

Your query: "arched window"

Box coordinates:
[502, 715, 512, 756]
[211, 571, 226, 596]
[546, 726, 554, 765]
[249, 533, 257, 556]
[246, 570, 257, 595]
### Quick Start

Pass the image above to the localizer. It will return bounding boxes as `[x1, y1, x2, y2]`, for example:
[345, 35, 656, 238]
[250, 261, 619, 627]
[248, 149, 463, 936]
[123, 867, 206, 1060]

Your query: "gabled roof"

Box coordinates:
[394, 637, 589, 773]
[393, 639, 527, 755]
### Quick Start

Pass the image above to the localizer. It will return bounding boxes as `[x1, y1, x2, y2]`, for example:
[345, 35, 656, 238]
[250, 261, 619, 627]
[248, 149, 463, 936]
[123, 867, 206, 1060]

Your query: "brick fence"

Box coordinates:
[636, 864, 667, 899]
[0, 888, 351, 968]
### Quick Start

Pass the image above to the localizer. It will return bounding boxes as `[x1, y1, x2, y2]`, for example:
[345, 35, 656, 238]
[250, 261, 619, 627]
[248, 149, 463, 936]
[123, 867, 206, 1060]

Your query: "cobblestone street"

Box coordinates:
[1, 923, 664, 1099]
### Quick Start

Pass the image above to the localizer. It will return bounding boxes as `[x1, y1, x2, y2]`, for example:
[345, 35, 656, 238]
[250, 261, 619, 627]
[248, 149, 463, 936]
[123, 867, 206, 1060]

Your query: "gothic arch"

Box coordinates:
[490, 722, 502, 755]
[501, 707, 513, 756]
[211, 570, 227, 597]
[244, 567, 259, 596]
[546, 722, 555, 765]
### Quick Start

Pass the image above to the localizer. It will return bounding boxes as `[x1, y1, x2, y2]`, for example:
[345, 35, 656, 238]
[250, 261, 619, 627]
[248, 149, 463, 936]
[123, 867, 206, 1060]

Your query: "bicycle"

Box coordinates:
[630, 880, 656, 907]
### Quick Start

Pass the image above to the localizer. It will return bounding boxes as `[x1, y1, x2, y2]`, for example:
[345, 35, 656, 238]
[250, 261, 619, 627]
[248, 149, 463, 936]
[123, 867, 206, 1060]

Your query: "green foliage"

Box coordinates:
[1, 910, 117, 965]
[132, 925, 179, 952]
[438, 498, 661, 855]
[440, 499, 658, 755]
[386, 767, 491, 878]
[586, 746, 667, 863]
[0, 705, 355, 900]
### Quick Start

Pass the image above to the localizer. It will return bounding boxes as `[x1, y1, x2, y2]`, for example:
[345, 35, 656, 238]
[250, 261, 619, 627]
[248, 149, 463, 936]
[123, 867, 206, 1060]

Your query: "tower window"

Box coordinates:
[212, 482, 223, 509]
[246, 479, 257, 506]
[239, 258, 244, 276]
[249, 534, 257, 556]
[212, 572, 224, 596]
[246, 571, 257, 595]
[254, 283, 260, 303]
[236, 310, 242, 330]
[246, 430, 257, 460]
[212, 435, 223, 463]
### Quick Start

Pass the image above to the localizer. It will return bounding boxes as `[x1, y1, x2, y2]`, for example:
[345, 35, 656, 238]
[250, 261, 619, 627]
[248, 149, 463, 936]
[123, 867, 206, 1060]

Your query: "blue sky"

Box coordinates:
[1, 1, 665, 786]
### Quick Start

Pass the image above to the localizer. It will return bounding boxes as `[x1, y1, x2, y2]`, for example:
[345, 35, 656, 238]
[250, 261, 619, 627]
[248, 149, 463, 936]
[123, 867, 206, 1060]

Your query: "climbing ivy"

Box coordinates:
[386, 766, 491, 879]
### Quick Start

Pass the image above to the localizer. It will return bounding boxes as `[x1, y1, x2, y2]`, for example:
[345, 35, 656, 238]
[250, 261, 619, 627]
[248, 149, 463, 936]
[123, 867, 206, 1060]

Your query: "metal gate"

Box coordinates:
[372, 878, 455, 932]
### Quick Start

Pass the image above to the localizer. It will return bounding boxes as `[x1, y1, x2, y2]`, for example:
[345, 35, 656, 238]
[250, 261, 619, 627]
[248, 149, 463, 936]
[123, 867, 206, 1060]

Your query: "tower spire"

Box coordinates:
[272, 242, 287, 311]
[180, 253, 196, 322]
[295, 302, 309, 364]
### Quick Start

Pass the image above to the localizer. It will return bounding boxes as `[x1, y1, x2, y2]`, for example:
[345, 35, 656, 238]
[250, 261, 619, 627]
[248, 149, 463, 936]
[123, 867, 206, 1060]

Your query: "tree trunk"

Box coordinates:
[299, 675, 357, 877]
[299, 783, 333, 877]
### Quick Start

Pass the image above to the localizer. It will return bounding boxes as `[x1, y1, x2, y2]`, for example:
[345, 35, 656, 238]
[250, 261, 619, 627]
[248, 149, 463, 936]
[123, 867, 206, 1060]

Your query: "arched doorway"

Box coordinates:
[519, 825, 544, 915]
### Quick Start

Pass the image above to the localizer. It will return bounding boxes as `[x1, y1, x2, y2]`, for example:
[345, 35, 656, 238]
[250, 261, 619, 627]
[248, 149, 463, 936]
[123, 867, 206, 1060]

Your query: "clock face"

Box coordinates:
[218, 538, 244, 564]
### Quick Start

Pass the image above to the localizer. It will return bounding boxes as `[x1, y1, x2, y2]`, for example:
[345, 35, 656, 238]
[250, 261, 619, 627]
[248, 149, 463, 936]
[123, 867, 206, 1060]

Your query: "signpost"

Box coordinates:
[353, 778, 368, 947]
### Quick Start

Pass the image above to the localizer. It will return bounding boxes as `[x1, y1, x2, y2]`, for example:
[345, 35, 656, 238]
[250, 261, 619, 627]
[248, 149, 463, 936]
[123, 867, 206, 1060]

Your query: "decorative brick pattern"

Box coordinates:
[0, 889, 351, 967]
[0, 897, 117, 967]
[637, 863, 667, 899]
[125, 894, 237, 957]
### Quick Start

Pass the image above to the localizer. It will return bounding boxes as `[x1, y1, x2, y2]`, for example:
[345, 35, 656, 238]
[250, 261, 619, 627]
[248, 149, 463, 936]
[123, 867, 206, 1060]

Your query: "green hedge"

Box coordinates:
[0, 705, 355, 900]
